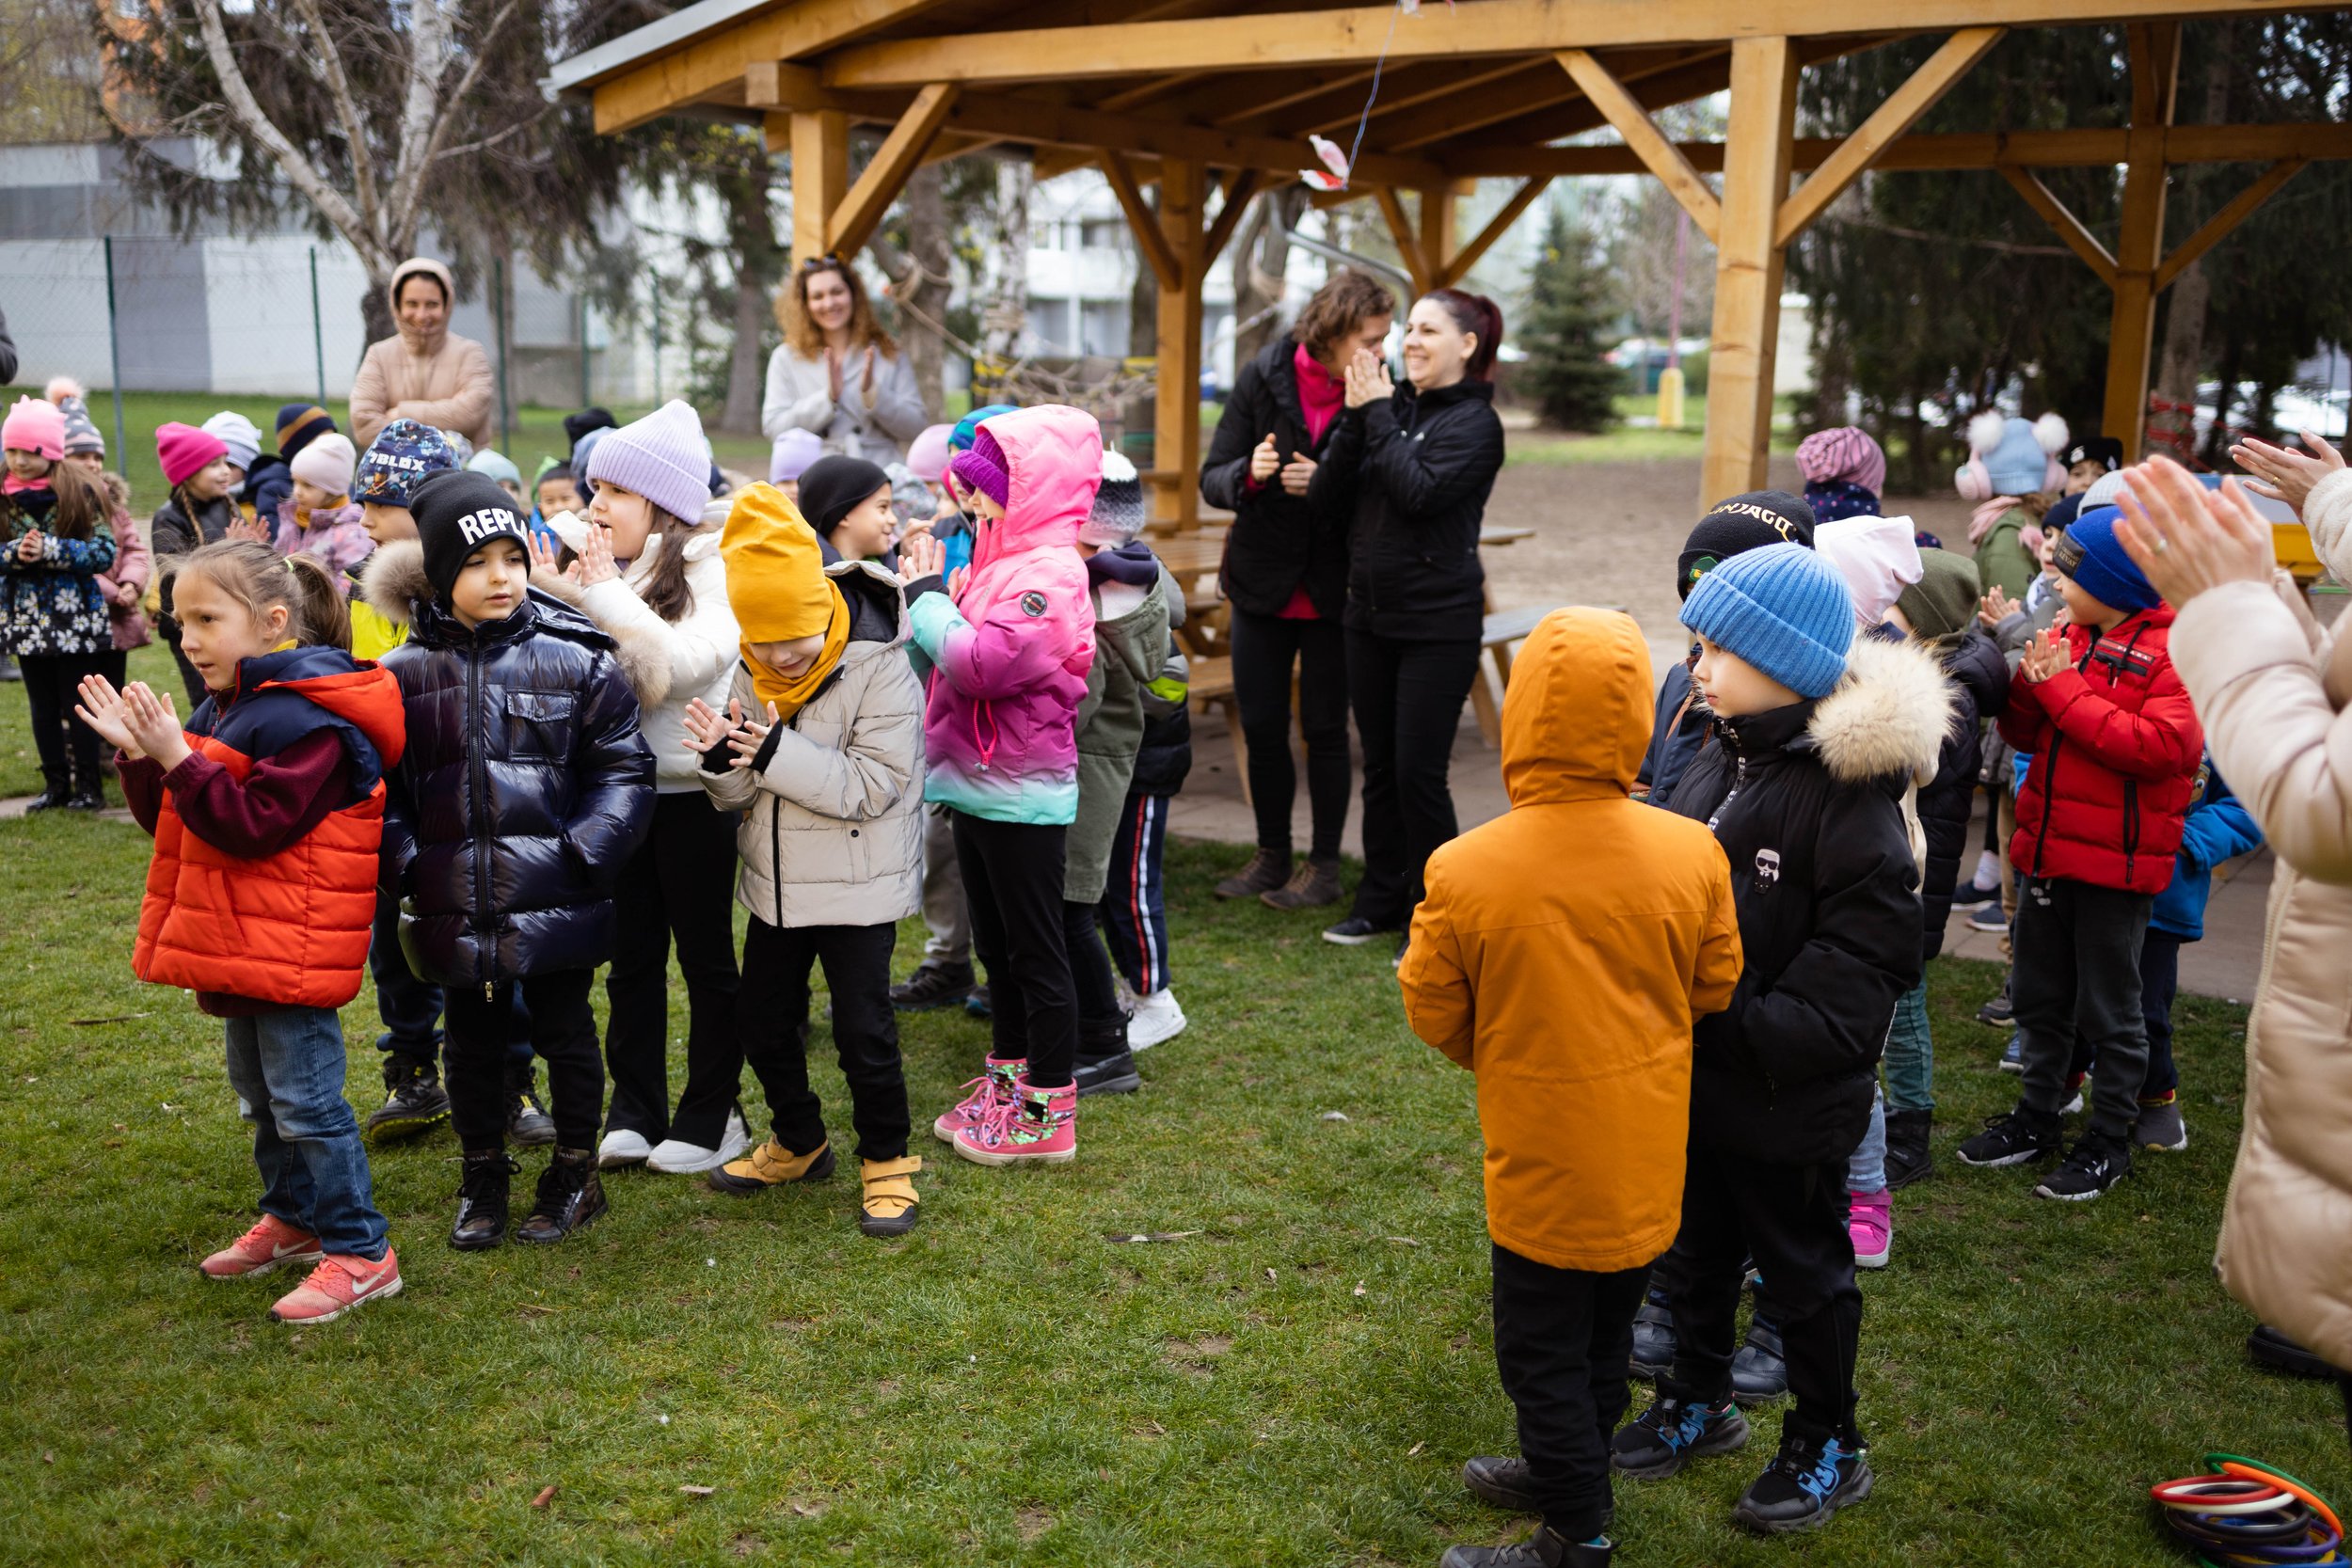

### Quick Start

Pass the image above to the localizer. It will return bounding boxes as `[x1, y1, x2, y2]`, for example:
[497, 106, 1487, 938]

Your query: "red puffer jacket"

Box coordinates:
[1999, 606, 2202, 894]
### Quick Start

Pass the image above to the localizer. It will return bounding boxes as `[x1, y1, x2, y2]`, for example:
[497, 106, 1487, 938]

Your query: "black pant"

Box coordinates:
[951, 811, 1077, 1089]
[733, 918, 909, 1161]
[2138, 930, 2182, 1101]
[2013, 877, 2152, 1140]
[369, 887, 532, 1077]
[1345, 629, 1481, 927]
[1063, 898, 1122, 1026]
[19, 651, 106, 798]
[1492, 1243, 1650, 1541]
[1230, 607, 1352, 861]
[1662, 1144, 1864, 1446]
[602, 791, 742, 1143]
[445, 968, 603, 1152]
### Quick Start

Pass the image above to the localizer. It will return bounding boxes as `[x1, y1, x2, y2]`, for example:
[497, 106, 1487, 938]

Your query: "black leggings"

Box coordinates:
[1229, 607, 1351, 860]
[602, 791, 742, 1145]
[951, 811, 1077, 1089]
[1062, 898, 1122, 1027]
[19, 651, 106, 799]
[1345, 629, 1481, 928]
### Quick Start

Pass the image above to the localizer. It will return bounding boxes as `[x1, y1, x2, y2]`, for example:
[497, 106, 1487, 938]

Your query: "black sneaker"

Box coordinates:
[892, 960, 976, 1012]
[1976, 982, 2013, 1026]
[2035, 1131, 2132, 1200]
[1611, 1395, 1749, 1479]
[516, 1148, 607, 1243]
[1953, 877, 2000, 909]
[449, 1149, 516, 1250]
[1461, 1454, 1542, 1512]
[1629, 1290, 1676, 1381]
[1883, 1109, 1933, 1190]
[1732, 1430, 1872, 1533]
[367, 1060, 451, 1143]
[1731, 1315, 1787, 1405]
[964, 983, 992, 1020]
[508, 1088, 556, 1148]
[1439, 1528, 1612, 1567]
[1322, 916, 1399, 947]
[1073, 1048, 1141, 1097]
[1955, 1107, 2060, 1168]
[2248, 1323, 2335, 1381]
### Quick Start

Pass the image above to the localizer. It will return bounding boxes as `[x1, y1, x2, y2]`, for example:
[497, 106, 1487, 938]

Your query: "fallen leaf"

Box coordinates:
[1320, 1111, 1351, 1122]
[1353, 1282, 1368, 1298]
[1387, 1236, 1422, 1246]
[681, 1484, 716, 1497]
[1407, 1441, 1425, 1457]
[41, 1452, 54, 1465]
[1104, 1229, 1202, 1243]
[789, 1500, 825, 1518]
[532, 1485, 558, 1509]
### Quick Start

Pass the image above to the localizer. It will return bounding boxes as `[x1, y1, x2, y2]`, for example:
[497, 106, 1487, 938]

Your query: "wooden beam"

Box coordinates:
[1436, 177, 1551, 289]
[1201, 168, 1265, 269]
[1420, 184, 1458, 293]
[1375, 186, 1432, 295]
[2105, 21, 2179, 456]
[1154, 159, 1208, 528]
[825, 83, 961, 257]
[589, 0, 959, 135]
[1375, 47, 1714, 151]
[1772, 25, 2005, 245]
[789, 110, 850, 266]
[2154, 158, 2307, 292]
[1104, 150, 1184, 290]
[1557, 48, 1722, 243]
[1700, 36, 1800, 507]
[937, 90, 1445, 186]
[1998, 166, 2119, 285]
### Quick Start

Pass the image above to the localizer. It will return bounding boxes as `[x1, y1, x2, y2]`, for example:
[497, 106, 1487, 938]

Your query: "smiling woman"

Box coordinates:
[348, 258, 496, 451]
[763, 257, 928, 469]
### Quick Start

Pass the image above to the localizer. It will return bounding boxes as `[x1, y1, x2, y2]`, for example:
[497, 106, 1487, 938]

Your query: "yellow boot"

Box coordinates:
[859, 1155, 923, 1236]
[707, 1137, 834, 1194]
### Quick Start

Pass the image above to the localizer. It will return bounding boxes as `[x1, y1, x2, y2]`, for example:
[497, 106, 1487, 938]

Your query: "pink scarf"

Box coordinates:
[1967, 496, 2024, 546]
[1293, 343, 1343, 446]
[3, 474, 50, 498]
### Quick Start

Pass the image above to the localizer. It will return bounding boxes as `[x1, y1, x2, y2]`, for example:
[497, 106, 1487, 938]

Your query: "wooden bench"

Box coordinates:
[1185, 654, 1249, 805]
[1468, 603, 1629, 746]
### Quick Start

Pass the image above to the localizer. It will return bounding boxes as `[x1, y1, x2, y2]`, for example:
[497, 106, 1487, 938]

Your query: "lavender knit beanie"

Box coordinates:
[587, 399, 713, 523]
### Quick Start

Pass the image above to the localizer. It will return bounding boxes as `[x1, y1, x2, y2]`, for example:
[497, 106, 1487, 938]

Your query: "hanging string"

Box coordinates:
[1302, 0, 1429, 190]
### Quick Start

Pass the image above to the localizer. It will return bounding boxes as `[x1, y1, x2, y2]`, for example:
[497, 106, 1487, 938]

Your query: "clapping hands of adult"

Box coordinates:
[2228, 429, 2346, 517]
[2110, 455, 2277, 608]
[1249, 432, 1318, 496]
[1343, 346, 1394, 410]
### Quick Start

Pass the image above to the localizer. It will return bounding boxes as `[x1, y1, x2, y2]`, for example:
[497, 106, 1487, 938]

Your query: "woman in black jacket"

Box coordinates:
[1200, 269, 1394, 911]
[1315, 288, 1508, 948]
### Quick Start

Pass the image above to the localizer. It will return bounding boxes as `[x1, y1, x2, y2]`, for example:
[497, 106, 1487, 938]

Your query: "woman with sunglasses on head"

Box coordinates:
[763, 256, 929, 471]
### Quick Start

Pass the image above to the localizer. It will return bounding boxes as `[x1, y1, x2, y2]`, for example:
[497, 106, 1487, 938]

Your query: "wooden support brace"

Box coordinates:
[1437, 177, 1551, 289]
[2154, 158, 2306, 292]
[1772, 25, 2005, 245]
[1202, 168, 1265, 269]
[825, 83, 960, 257]
[1375, 186, 1432, 295]
[1556, 49, 1721, 244]
[789, 110, 850, 266]
[1998, 166, 2118, 287]
[1698, 35, 1799, 507]
[1104, 150, 1184, 291]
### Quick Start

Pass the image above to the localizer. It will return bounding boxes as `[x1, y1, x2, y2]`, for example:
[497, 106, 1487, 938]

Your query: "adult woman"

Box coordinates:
[1200, 269, 1395, 911]
[348, 258, 494, 451]
[1316, 289, 1507, 952]
[763, 257, 927, 469]
[2111, 447, 2352, 1405]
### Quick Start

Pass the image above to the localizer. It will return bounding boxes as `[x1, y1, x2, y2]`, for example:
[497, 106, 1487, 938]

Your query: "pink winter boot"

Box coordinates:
[932, 1056, 1024, 1145]
[953, 1080, 1077, 1166]
[1849, 1188, 1893, 1269]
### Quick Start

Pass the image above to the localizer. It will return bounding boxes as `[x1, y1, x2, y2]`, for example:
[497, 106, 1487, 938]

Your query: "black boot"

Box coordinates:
[1439, 1525, 1611, 1566]
[450, 1149, 516, 1250]
[1072, 1015, 1141, 1097]
[516, 1148, 607, 1243]
[1629, 1288, 1676, 1381]
[1883, 1109, 1934, 1189]
[506, 1065, 555, 1148]
[367, 1056, 451, 1142]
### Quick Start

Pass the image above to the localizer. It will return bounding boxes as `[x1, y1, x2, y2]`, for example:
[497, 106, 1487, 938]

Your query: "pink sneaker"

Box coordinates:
[1849, 1188, 1892, 1269]
[932, 1056, 1025, 1144]
[954, 1081, 1077, 1166]
[200, 1214, 324, 1279]
[269, 1247, 404, 1323]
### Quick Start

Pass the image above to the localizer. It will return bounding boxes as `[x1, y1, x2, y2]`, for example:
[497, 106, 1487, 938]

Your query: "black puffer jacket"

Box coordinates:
[1669, 637, 1950, 1164]
[364, 539, 656, 990]
[1319, 377, 1505, 643]
[1915, 629, 2010, 963]
[1201, 335, 1352, 620]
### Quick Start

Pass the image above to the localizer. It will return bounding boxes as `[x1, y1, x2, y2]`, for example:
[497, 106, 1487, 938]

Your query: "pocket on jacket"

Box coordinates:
[506, 690, 576, 761]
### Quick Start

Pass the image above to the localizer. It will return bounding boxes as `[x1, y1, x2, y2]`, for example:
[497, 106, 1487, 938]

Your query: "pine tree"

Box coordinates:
[1518, 207, 1623, 434]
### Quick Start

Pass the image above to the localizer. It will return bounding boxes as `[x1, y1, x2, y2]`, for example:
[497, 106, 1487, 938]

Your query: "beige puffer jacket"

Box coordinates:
[349, 259, 495, 450]
[697, 559, 924, 930]
[2167, 467, 2352, 1372]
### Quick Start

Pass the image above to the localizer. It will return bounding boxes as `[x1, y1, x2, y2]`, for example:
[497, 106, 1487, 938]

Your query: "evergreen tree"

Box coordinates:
[1518, 207, 1623, 433]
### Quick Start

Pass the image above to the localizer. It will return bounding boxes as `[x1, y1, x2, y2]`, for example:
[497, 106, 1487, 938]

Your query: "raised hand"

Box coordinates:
[2112, 457, 2277, 606]
[681, 696, 740, 752]
[1978, 585, 2017, 628]
[2020, 627, 2069, 684]
[225, 513, 271, 545]
[1343, 347, 1393, 410]
[577, 524, 619, 587]
[121, 681, 191, 769]
[947, 564, 970, 601]
[2228, 430, 2344, 517]
[527, 531, 567, 579]
[725, 702, 779, 769]
[898, 528, 944, 582]
[73, 672, 142, 758]
[825, 344, 845, 403]
[1249, 434, 1281, 483]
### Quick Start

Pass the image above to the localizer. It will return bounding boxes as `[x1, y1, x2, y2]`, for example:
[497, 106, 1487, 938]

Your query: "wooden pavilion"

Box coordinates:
[550, 0, 2352, 520]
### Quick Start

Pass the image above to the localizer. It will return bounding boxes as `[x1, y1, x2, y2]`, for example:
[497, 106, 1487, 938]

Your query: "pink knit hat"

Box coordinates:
[2, 397, 65, 462]
[947, 425, 1010, 509]
[906, 422, 955, 483]
[1794, 426, 1886, 496]
[157, 421, 230, 488]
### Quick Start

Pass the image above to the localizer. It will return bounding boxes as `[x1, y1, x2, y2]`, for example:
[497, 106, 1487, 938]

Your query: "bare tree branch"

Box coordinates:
[286, 0, 382, 236]
[405, 0, 527, 215]
[430, 114, 535, 166]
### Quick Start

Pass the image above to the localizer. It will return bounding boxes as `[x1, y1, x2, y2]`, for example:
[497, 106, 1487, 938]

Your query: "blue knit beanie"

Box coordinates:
[354, 418, 459, 507]
[2053, 504, 2159, 614]
[1680, 542, 1854, 700]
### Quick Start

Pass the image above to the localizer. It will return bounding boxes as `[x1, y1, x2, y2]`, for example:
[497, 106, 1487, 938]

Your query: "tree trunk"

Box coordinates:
[722, 263, 769, 436]
[719, 147, 780, 436]
[2153, 33, 2231, 452]
[1233, 186, 1309, 370]
[898, 161, 953, 420]
[358, 280, 392, 354]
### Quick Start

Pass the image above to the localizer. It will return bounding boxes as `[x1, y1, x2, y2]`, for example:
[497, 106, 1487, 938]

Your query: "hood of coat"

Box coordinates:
[528, 566, 683, 710]
[828, 555, 912, 649]
[1806, 632, 1955, 787]
[970, 405, 1103, 572]
[388, 258, 455, 357]
[1502, 608, 1654, 807]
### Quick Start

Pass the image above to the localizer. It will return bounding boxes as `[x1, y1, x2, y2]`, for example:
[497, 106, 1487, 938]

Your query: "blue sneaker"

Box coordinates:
[1967, 903, 2009, 934]
[964, 982, 992, 1020]
[1610, 1395, 1750, 1480]
[1732, 1430, 1873, 1533]
[1999, 1033, 2023, 1073]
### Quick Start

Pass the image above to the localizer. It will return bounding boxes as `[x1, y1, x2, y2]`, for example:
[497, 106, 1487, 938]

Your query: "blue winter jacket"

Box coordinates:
[2152, 763, 2262, 942]
[1635, 654, 1708, 808]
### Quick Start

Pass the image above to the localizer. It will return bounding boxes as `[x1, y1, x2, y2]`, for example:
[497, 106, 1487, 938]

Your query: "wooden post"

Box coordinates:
[789, 109, 850, 266]
[2104, 24, 2180, 458]
[1417, 184, 1456, 296]
[1699, 37, 1799, 508]
[1154, 158, 1206, 528]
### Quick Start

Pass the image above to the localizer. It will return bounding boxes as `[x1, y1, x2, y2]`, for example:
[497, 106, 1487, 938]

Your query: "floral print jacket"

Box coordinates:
[1, 487, 118, 657]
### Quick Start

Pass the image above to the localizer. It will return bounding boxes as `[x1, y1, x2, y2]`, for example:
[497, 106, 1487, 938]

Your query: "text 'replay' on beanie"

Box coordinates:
[721, 483, 835, 641]
[1680, 541, 1854, 700]
[354, 419, 460, 507]
[1079, 450, 1146, 547]
[156, 422, 230, 487]
[410, 468, 532, 600]
[4, 397, 66, 462]
[1677, 489, 1817, 599]
[795, 454, 891, 537]
[290, 433, 358, 498]
[948, 423, 1011, 510]
[2052, 504, 2160, 615]
[585, 399, 713, 524]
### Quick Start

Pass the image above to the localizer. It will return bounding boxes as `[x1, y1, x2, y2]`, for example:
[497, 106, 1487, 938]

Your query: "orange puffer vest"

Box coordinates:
[134, 647, 407, 1008]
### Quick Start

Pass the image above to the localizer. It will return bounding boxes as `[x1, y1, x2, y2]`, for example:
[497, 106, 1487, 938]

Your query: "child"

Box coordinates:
[905, 405, 1100, 1165]
[78, 540, 404, 1323]
[348, 420, 460, 668]
[683, 483, 927, 1234]
[2133, 761, 2261, 1153]
[1613, 543, 1944, 1536]
[151, 422, 241, 705]
[270, 432, 371, 582]
[1956, 504, 2201, 1198]
[2061, 436, 2123, 496]
[43, 384, 151, 697]
[770, 428, 823, 504]
[366, 469, 654, 1246]
[1103, 609, 1192, 1052]
[4, 396, 119, 810]
[1956, 413, 2068, 604]
[467, 449, 527, 509]
[1793, 427, 1886, 526]
[797, 453, 901, 568]
[535, 464, 585, 530]
[549, 401, 744, 1177]
[275, 404, 338, 471]
[1404, 609, 1742, 1568]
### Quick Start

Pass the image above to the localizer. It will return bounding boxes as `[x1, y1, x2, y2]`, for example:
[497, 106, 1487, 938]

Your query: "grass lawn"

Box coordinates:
[1, 656, 2344, 1564]
[1505, 396, 1804, 467]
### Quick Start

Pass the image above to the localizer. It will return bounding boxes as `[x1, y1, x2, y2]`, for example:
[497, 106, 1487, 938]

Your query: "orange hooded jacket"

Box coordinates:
[1400, 609, 1742, 1273]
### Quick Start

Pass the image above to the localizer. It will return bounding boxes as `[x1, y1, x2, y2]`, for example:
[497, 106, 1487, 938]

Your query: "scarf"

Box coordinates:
[742, 578, 850, 725]
[1967, 496, 2026, 546]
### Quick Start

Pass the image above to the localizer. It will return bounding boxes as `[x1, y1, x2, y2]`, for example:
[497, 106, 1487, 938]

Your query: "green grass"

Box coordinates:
[1506, 395, 1805, 467]
[1, 660, 2345, 1564]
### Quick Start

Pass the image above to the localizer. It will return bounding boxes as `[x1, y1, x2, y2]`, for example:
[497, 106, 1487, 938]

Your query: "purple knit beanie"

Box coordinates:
[948, 424, 1011, 509]
[586, 399, 712, 523]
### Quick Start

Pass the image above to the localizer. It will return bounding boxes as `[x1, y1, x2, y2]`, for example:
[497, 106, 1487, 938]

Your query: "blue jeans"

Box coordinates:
[1845, 1086, 1887, 1194]
[223, 1006, 389, 1259]
[1883, 981, 1933, 1113]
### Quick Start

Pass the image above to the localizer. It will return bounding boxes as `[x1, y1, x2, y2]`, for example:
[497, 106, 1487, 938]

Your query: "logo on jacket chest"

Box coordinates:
[1753, 847, 1782, 888]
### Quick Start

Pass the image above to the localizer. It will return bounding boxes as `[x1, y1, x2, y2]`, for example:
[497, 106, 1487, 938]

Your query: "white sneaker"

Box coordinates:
[645, 1110, 752, 1175]
[2058, 1090, 2085, 1116]
[596, 1127, 653, 1169]
[1127, 989, 1186, 1051]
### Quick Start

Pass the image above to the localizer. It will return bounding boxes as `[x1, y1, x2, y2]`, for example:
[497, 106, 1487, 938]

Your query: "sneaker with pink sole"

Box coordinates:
[932, 1056, 1025, 1145]
[200, 1213, 325, 1279]
[269, 1248, 404, 1323]
[1848, 1188, 1893, 1269]
[953, 1082, 1078, 1166]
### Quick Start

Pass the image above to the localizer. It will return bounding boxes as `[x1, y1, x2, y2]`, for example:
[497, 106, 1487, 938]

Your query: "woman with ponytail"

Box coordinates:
[1315, 288, 1508, 955]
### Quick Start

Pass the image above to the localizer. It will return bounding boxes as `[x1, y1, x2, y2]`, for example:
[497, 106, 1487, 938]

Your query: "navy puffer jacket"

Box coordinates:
[364, 539, 655, 990]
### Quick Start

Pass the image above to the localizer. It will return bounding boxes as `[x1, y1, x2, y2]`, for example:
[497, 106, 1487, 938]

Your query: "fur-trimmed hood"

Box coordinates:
[358, 537, 664, 701]
[1806, 632, 1956, 788]
[528, 565, 678, 708]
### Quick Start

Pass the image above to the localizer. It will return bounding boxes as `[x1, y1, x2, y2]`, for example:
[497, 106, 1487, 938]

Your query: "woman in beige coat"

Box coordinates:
[349, 258, 495, 451]
[2114, 451, 2352, 1397]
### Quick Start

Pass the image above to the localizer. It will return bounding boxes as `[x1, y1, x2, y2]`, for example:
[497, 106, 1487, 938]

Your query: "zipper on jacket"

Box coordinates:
[2122, 779, 2140, 884]
[1705, 725, 1748, 833]
[771, 794, 785, 927]
[468, 635, 493, 997]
